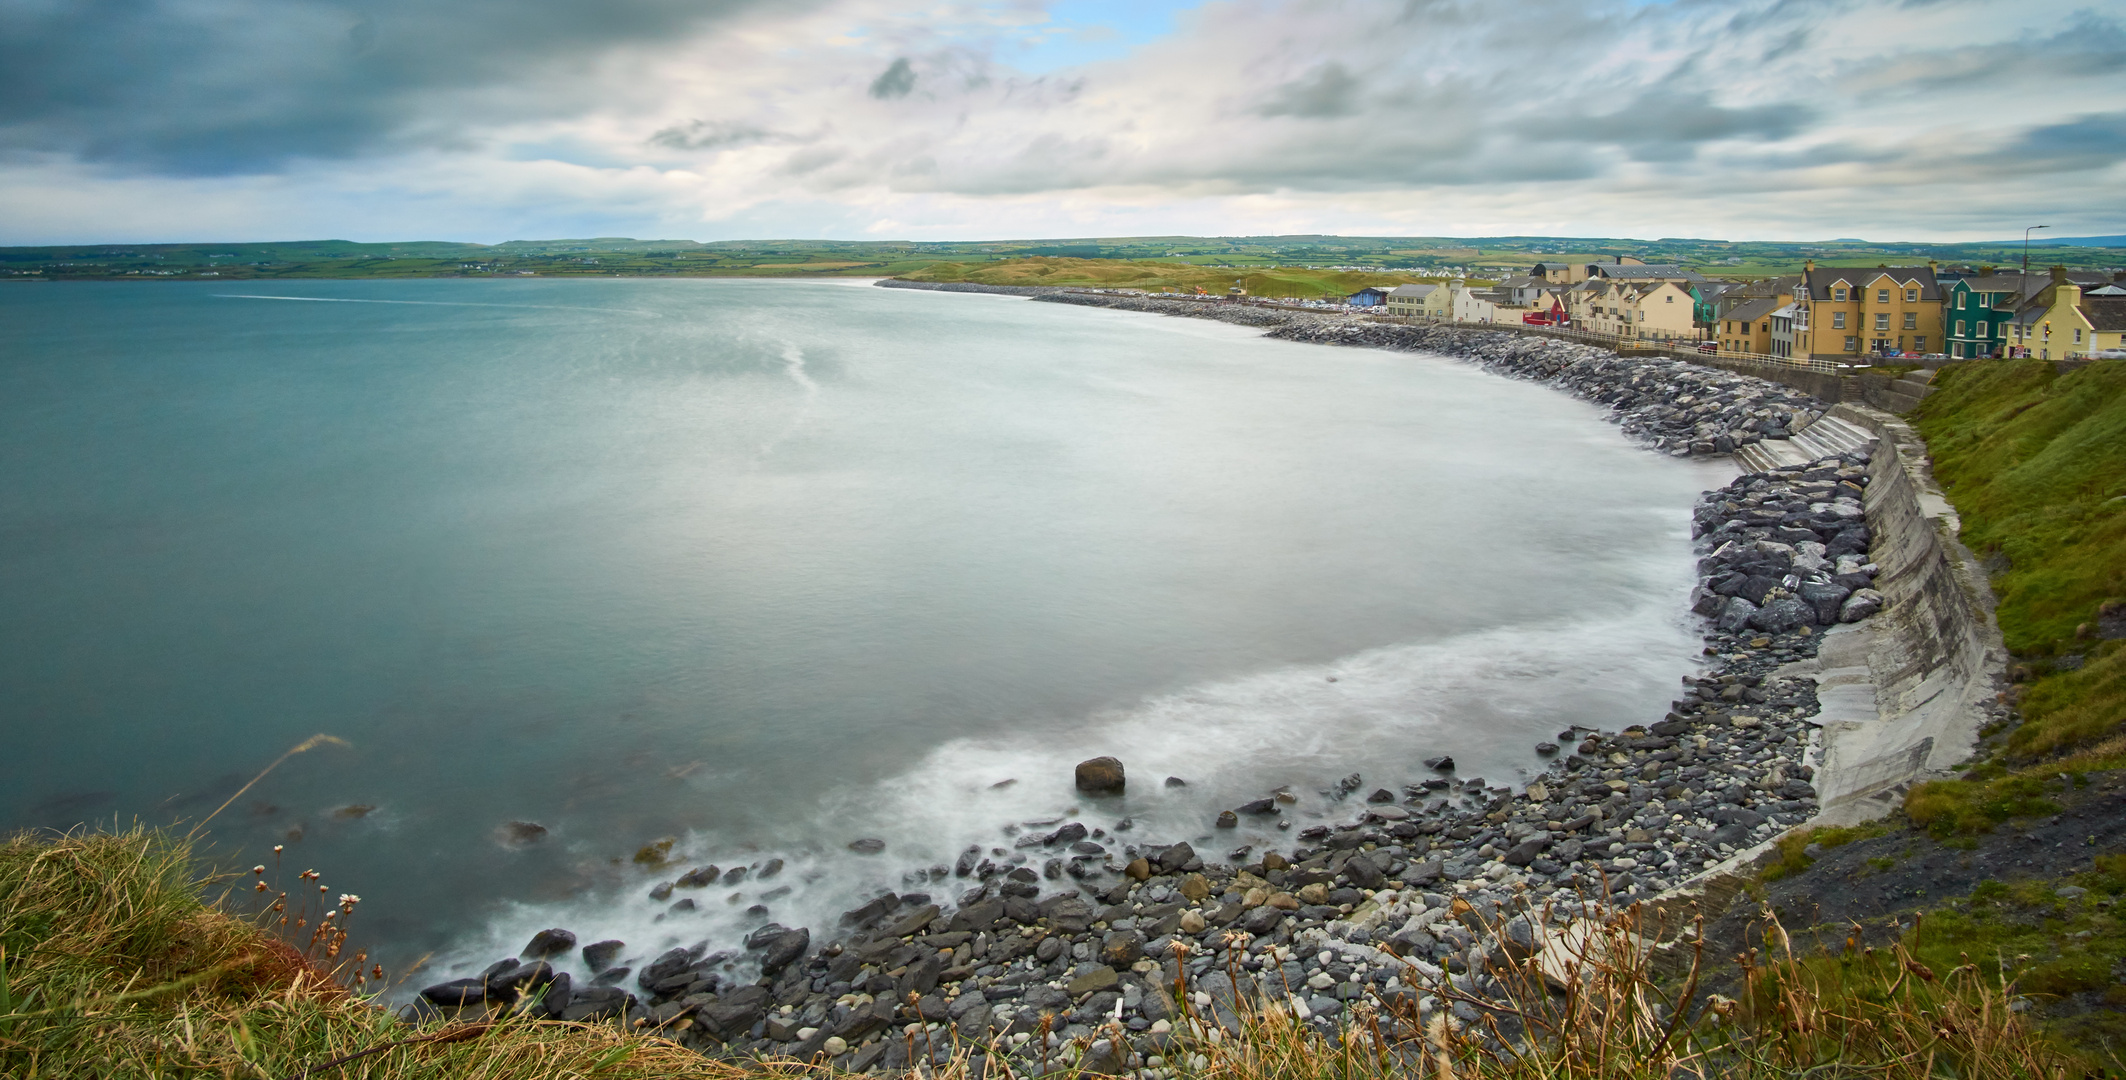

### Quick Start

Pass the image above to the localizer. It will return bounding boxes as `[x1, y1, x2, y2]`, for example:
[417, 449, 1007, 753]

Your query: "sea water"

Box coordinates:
[0, 278, 1730, 985]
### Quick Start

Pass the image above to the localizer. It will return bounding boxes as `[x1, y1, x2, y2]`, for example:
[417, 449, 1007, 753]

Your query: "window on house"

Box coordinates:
[1905, 289, 1918, 302]
[1952, 343, 1964, 358]
[1878, 289, 1890, 303]
[1903, 312, 1916, 330]
[1832, 312, 1846, 329]
[1976, 321, 1987, 336]
[1957, 293, 1967, 310]
[1874, 313, 1890, 331]
[2076, 328, 2084, 343]
[1955, 320, 1966, 336]
[1844, 336, 1858, 351]
[1665, 295, 1673, 303]
[1915, 336, 1926, 351]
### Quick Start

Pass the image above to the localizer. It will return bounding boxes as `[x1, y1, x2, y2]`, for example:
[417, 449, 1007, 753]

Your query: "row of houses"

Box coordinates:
[1710, 262, 2126, 361]
[1348, 257, 2126, 362]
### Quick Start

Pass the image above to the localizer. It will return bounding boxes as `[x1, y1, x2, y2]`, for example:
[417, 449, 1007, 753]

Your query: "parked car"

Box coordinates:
[1696, 342, 1718, 354]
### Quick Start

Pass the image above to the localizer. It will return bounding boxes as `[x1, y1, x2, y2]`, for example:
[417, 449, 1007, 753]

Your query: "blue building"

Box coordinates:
[1346, 287, 1392, 307]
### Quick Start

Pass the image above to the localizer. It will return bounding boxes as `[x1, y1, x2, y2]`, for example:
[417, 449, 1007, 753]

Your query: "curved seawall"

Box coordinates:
[1800, 403, 2006, 821]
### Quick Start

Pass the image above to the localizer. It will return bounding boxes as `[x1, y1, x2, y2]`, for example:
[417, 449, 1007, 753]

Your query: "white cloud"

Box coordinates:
[2, 0, 2121, 243]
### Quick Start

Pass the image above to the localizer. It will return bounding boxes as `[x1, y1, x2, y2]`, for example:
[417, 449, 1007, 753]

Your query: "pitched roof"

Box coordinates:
[1388, 283, 1438, 297]
[1948, 274, 2032, 294]
[1724, 296, 1784, 323]
[2086, 298, 2126, 332]
[1802, 265, 1941, 301]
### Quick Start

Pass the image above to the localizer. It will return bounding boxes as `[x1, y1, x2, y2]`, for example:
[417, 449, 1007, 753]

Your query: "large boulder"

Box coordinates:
[1715, 597, 1758, 633]
[1075, 756, 1126, 794]
[1748, 596, 1815, 633]
[519, 928, 575, 959]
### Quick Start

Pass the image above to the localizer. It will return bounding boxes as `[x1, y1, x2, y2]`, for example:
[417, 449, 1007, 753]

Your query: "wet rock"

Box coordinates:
[1164, 776, 1187, 787]
[1216, 810, 1238, 828]
[1155, 842, 1196, 874]
[1366, 788, 1396, 803]
[581, 939, 625, 973]
[675, 865, 719, 888]
[1237, 797, 1278, 815]
[848, 838, 887, 854]
[1425, 756, 1455, 772]
[1076, 756, 1127, 794]
[520, 928, 576, 959]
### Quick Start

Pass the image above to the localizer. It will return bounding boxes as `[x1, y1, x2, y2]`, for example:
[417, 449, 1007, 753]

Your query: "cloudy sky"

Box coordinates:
[3, 0, 2122, 245]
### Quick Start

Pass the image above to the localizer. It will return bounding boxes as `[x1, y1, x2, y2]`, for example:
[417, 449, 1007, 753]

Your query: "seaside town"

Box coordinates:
[1293, 258, 2126, 364]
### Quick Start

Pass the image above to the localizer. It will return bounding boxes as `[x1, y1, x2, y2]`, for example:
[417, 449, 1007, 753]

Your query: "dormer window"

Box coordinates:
[1905, 288, 1918, 302]
[1877, 289, 1890, 303]
[1833, 287, 1847, 301]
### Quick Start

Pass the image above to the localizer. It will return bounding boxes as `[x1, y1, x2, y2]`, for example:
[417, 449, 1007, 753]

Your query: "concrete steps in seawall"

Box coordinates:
[1730, 412, 1880, 473]
[1882, 368, 1938, 414]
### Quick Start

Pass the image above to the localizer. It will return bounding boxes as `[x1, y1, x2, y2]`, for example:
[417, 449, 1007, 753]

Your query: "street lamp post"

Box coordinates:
[2022, 224, 2050, 304]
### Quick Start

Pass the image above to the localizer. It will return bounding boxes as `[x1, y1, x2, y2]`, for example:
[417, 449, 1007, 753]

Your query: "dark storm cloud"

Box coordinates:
[0, 0, 799, 175]
[869, 58, 917, 99]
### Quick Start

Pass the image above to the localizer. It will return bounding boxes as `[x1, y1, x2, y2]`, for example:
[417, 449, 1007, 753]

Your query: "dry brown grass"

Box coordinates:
[1, 826, 2101, 1079]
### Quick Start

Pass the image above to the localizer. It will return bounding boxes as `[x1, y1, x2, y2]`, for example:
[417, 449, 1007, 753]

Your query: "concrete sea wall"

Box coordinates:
[1803, 403, 2006, 821]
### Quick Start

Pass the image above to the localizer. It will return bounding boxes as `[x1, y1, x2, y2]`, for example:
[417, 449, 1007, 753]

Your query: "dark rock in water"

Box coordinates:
[647, 882, 673, 901]
[744, 903, 768, 917]
[1164, 776, 1188, 787]
[760, 929, 811, 974]
[667, 898, 696, 912]
[521, 928, 576, 959]
[494, 960, 553, 994]
[639, 947, 694, 992]
[1075, 756, 1127, 794]
[1366, 788, 1395, 804]
[1069, 841, 1104, 855]
[757, 858, 784, 879]
[1215, 810, 1238, 828]
[1237, 797, 1278, 815]
[1534, 742, 1559, 755]
[581, 939, 625, 973]
[745, 923, 791, 950]
[991, 778, 1018, 789]
[675, 865, 719, 888]
[498, 821, 547, 846]
[955, 847, 980, 877]
[560, 984, 632, 1023]
[1424, 756, 1455, 772]
[1047, 822, 1089, 845]
[841, 893, 901, 927]
[848, 838, 887, 854]
[588, 965, 630, 987]
[420, 977, 501, 1006]
[535, 972, 573, 1017]
[721, 865, 748, 885]
[1336, 773, 1363, 794]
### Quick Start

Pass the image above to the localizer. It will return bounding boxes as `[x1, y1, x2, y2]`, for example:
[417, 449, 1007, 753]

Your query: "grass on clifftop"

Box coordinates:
[1904, 360, 2126, 774]
[897, 258, 1467, 300]
[2, 826, 2103, 1079]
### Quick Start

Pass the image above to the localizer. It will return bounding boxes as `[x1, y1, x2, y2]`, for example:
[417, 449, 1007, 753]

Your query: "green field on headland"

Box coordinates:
[6, 234, 2121, 284]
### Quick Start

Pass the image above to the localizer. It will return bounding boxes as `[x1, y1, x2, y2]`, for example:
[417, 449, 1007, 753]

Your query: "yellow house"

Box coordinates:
[1385, 282, 1450, 319]
[1793, 262, 1946, 360]
[2006, 266, 2126, 359]
[1572, 279, 1701, 340]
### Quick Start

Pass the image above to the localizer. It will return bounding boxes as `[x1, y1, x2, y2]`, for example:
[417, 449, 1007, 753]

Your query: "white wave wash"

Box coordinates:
[421, 597, 1703, 995]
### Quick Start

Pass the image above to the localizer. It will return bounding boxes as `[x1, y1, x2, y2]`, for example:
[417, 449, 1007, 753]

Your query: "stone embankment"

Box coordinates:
[411, 292, 1996, 1073]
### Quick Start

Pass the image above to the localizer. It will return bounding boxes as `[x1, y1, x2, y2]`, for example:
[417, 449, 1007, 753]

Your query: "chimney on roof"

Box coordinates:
[1803, 259, 1815, 272]
[2051, 265, 2069, 286]
[1927, 260, 1938, 273]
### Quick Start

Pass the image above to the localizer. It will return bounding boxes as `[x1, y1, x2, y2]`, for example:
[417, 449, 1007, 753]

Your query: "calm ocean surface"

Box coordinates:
[0, 278, 1729, 983]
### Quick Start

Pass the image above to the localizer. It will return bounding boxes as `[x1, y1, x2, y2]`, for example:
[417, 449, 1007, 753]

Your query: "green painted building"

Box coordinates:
[1941, 273, 2032, 359]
